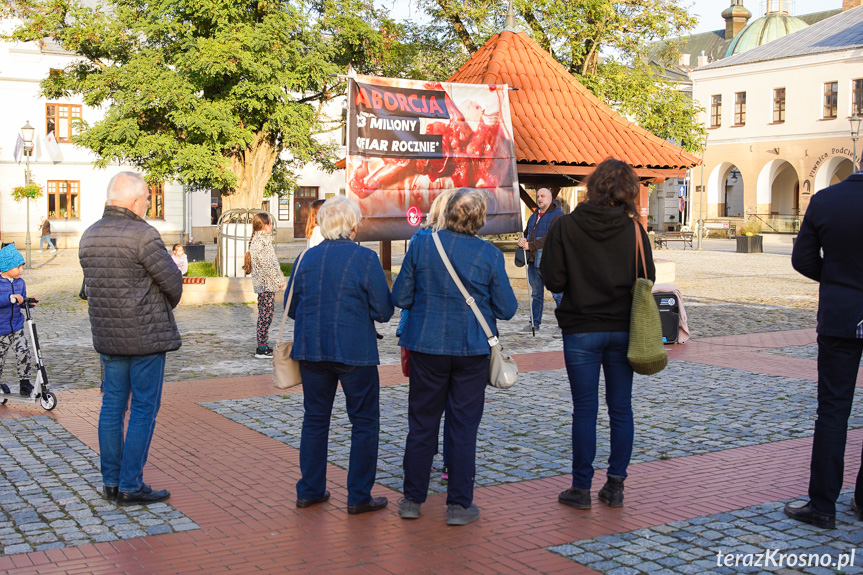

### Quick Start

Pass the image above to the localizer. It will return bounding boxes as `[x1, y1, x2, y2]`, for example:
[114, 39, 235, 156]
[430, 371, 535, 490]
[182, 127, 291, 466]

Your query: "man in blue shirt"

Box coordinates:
[518, 188, 563, 333]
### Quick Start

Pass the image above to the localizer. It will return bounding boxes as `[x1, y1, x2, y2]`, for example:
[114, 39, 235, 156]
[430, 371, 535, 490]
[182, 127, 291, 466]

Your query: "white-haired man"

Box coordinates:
[79, 172, 183, 506]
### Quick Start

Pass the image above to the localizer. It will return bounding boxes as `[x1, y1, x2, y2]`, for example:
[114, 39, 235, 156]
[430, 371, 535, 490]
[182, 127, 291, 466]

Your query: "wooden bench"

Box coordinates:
[654, 231, 694, 250]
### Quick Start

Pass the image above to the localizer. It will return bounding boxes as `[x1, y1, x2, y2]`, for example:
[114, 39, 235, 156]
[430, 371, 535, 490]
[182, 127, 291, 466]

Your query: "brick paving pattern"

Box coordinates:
[4, 243, 859, 574]
[203, 362, 863, 495]
[760, 344, 863, 366]
[0, 416, 198, 556]
[550, 489, 863, 574]
[21, 246, 817, 391]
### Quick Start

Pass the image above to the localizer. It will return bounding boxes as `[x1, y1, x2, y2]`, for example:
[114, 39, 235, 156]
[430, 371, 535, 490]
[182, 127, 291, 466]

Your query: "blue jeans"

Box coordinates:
[562, 332, 634, 490]
[527, 264, 562, 328]
[39, 235, 55, 250]
[297, 361, 380, 506]
[98, 353, 166, 493]
[403, 352, 487, 508]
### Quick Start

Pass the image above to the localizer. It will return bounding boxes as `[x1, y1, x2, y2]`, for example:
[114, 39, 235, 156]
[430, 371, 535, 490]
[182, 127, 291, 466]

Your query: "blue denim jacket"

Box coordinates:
[392, 229, 518, 356]
[395, 227, 432, 336]
[286, 239, 394, 366]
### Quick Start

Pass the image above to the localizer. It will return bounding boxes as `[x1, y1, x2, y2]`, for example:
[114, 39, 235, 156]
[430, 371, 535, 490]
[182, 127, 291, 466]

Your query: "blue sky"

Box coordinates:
[380, 1, 844, 36]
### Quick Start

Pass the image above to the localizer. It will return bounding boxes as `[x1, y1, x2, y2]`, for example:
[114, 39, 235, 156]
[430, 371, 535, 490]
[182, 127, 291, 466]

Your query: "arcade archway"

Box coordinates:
[755, 159, 800, 232]
[814, 156, 853, 193]
[707, 162, 744, 218]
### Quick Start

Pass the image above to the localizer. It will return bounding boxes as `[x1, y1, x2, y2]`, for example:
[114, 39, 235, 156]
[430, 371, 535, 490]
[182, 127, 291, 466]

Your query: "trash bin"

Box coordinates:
[217, 209, 278, 277]
[653, 291, 680, 344]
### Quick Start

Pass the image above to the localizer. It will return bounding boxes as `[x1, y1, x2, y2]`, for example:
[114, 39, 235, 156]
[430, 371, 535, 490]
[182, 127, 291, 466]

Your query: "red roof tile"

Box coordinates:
[448, 31, 699, 171]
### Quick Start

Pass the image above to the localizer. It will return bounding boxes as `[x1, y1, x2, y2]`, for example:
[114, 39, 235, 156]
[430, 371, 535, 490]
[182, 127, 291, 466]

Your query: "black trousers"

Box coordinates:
[809, 334, 863, 514]
[402, 351, 487, 508]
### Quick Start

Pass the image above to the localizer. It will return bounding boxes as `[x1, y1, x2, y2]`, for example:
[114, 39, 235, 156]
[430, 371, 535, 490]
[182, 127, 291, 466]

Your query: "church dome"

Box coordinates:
[724, 12, 809, 57]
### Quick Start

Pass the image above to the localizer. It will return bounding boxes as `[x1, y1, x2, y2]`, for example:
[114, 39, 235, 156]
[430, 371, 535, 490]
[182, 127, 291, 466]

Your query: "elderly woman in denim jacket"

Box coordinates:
[392, 189, 518, 526]
[285, 196, 394, 515]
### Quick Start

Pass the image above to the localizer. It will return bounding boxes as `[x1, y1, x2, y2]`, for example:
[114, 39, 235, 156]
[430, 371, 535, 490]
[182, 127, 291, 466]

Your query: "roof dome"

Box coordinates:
[724, 13, 809, 56]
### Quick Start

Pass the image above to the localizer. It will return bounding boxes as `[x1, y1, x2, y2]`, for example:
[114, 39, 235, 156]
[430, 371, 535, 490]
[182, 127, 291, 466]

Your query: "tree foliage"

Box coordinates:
[3, 0, 705, 211]
[407, 0, 705, 153]
[2, 0, 403, 209]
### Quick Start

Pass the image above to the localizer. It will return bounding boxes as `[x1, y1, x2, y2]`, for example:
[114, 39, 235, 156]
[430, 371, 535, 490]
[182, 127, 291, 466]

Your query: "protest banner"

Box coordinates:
[346, 74, 521, 241]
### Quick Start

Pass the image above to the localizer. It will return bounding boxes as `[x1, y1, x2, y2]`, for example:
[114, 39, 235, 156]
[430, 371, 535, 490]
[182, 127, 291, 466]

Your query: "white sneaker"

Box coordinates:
[37, 250, 43, 253]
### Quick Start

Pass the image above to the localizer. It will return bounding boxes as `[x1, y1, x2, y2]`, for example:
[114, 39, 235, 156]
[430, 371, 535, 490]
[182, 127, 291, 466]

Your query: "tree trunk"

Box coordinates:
[221, 132, 280, 212]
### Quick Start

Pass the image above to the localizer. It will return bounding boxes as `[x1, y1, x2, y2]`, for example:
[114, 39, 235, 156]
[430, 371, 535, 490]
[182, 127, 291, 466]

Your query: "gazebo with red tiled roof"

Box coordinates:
[448, 23, 700, 218]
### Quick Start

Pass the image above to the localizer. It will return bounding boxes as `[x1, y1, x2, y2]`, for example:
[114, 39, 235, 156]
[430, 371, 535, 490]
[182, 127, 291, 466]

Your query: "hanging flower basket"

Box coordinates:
[11, 183, 44, 202]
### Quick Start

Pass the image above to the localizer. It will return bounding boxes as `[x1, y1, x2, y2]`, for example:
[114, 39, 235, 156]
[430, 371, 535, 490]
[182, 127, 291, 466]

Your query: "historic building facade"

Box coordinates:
[0, 35, 189, 248]
[689, 4, 863, 232]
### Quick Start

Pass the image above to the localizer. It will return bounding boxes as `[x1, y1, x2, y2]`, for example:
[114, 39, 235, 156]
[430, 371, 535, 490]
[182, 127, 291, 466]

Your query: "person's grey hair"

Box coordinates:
[444, 189, 487, 236]
[318, 196, 362, 240]
[424, 189, 456, 232]
[537, 188, 552, 199]
[106, 172, 149, 203]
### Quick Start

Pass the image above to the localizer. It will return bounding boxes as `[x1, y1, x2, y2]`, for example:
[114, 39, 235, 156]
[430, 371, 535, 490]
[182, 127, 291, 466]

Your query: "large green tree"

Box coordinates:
[3, 0, 403, 210]
[410, 0, 705, 153]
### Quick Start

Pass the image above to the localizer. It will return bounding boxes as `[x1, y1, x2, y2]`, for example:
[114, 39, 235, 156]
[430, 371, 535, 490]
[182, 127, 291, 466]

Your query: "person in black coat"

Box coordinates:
[785, 171, 863, 529]
[541, 158, 654, 511]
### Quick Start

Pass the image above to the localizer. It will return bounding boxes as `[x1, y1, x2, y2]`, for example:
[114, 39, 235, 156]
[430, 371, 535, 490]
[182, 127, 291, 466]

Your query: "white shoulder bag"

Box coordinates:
[431, 232, 518, 390]
[273, 249, 307, 389]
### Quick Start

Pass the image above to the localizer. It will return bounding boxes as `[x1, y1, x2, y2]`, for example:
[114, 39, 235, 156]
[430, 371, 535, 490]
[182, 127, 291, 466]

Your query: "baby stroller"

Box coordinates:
[0, 297, 58, 411]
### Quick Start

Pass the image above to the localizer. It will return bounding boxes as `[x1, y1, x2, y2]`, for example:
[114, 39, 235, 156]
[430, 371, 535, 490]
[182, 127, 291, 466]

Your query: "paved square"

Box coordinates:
[202, 361, 863, 494]
[550, 489, 863, 574]
[0, 416, 199, 556]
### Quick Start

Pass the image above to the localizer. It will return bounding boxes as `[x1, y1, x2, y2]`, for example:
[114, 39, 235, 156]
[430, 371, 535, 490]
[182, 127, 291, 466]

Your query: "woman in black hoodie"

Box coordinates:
[540, 158, 655, 511]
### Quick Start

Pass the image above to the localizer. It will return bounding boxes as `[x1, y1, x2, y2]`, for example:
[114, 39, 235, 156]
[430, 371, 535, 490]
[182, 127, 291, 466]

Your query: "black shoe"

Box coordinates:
[559, 487, 591, 510]
[103, 486, 118, 501]
[347, 496, 388, 515]
[598, 475, 625, 508]
[19, 379, 33, 397]
[254, 346, 273, 359]
[784, 501, 835, 529]
[116, 484, 170, 506]
[296, 490, 330, 508]
[851, 497, 863, 520]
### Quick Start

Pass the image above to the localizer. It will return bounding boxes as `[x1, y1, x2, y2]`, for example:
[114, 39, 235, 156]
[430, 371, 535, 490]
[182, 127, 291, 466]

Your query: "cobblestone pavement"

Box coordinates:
[202, 360, 856, 495]
[0, 416, 198, 556]
[760, 344, 863, 366]
[550, 489, 863, 575]
[18, 246, 817, 391]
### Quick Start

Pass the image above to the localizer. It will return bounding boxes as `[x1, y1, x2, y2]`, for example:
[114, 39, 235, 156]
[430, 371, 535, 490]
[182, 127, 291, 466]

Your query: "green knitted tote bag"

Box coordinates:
[627, 221, 668, 375]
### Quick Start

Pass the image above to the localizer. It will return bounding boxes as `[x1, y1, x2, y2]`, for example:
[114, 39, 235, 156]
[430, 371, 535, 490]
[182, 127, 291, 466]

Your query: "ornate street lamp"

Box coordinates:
[21, 121, 35, 268]
[850, 115, 862, 173]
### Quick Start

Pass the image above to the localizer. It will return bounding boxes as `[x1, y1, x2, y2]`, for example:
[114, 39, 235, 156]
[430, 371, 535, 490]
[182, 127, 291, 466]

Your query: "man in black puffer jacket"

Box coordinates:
[79, 172, 183, 507]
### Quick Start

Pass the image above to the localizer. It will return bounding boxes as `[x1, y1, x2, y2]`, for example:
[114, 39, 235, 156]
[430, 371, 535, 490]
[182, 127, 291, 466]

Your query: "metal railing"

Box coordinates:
[749, 213, 801, 234]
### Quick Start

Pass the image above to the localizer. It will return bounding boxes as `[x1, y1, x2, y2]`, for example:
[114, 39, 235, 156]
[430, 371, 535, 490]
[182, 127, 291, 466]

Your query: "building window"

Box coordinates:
[823, 82, 838, 119]
[772, 88, 785, 123]
[710, 95, 721, 127]
[47, 181, 80, 219]
[45, 103, 82, 142]
[734, 92, 746, 126]
[853, 79, 863, 116]
[146, 182, 164, 219]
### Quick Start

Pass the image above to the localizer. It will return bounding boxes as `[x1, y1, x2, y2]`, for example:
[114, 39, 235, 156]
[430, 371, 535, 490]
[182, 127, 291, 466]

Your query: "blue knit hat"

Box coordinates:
[0, 244, 25, 273]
